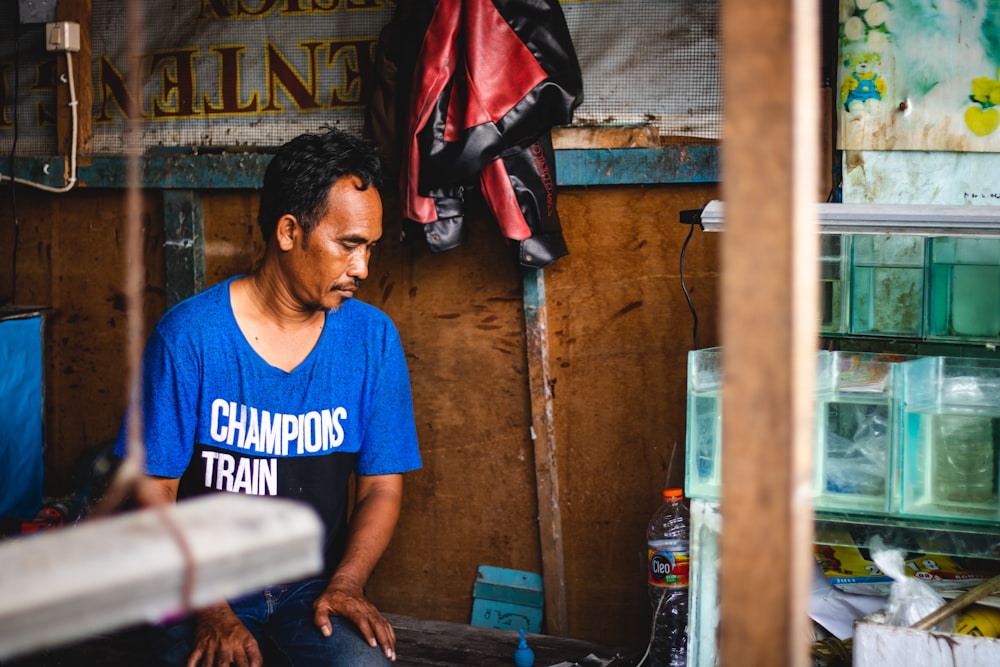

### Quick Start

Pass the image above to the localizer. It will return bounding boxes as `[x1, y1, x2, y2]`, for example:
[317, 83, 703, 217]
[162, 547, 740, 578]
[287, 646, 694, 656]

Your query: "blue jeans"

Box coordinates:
[151, 578, 391, 667]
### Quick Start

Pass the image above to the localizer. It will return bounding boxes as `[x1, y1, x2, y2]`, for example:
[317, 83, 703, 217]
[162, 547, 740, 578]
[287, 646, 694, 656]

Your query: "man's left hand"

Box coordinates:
[313, 575, 396, 662]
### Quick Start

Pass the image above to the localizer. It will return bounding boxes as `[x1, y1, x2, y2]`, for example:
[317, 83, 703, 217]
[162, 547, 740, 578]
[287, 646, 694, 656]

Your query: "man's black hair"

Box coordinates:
[257, 127, 384, 242]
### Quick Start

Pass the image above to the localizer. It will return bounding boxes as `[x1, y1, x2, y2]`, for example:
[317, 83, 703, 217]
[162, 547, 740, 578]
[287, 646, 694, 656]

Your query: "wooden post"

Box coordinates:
[163, 190, 207, 307]
[523, 267, 569, 637]
[719, 1, 819, 666]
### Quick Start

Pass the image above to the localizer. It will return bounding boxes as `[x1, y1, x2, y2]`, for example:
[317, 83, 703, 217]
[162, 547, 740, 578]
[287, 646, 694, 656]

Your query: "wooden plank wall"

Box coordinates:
[361, 191, 549, 625]
[0, 187, 164, 492]
[542, 185, 719, 644]
[0, 180, 719, 649]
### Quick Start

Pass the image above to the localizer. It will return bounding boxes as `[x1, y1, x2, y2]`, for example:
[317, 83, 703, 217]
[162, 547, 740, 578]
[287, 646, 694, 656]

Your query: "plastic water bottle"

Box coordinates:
[934, 413, 996, 505]
[647, 488, 689, 667]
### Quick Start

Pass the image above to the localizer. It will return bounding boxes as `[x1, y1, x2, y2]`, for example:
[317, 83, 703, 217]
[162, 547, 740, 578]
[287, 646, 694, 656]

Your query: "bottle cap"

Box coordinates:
[662, 488, 684, 501]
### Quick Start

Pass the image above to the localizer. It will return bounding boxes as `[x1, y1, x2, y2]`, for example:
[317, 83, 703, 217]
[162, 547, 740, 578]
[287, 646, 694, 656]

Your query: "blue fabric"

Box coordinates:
[0, 315, 44, 519]
[151, 578, 392, 667]
[115, 276, 421, 570]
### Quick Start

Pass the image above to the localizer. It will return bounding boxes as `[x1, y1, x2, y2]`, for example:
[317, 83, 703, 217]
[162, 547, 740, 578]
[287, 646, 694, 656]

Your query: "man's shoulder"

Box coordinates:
[337, 298, 396, 329]
[154, 279, 233, 338]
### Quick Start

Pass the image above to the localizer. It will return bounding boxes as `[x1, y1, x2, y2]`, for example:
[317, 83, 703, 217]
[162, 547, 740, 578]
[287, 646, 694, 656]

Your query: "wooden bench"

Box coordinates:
[387, 614, 637, 666]
[5, 615, 640, 666]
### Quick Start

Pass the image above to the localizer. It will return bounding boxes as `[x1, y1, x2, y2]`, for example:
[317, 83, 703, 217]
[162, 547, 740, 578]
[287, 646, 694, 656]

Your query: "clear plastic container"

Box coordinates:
[850, 234, 926, 337]
[813, 351, 909, 515]
[926, 238, 1000, 341]
[899, 356, 1000, 522]
[685, 347, 722, 501]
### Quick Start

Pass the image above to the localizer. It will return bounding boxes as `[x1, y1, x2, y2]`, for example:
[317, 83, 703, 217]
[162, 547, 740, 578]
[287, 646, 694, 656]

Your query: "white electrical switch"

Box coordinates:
[45, 21, 80, 53]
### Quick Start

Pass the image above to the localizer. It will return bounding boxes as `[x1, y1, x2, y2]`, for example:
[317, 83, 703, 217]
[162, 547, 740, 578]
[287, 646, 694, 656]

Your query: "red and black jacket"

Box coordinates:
[386, 0, 583, 267]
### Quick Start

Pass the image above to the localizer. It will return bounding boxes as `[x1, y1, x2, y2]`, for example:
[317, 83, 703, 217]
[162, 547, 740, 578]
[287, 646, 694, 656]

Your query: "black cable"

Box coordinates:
[6, 22, 22, 306]
[679, 213, 700, 350]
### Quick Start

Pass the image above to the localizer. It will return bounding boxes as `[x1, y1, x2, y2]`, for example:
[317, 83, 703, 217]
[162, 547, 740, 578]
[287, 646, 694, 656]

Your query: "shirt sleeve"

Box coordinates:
[355, 320, 422, 476]
[114, 325, 200, 479]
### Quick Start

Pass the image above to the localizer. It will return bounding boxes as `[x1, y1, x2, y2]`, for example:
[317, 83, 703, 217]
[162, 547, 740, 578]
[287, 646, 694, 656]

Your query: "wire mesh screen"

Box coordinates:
[86, 1, 393, 153]
[563, 0, 722, 140]
[1, 0, 723, 158]
[0, 10, 58, 158]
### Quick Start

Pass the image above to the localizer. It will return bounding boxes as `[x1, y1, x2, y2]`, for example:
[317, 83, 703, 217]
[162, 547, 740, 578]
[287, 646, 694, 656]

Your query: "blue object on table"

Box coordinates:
[514, 627, 535, 667]
[471, 565, 544, 633]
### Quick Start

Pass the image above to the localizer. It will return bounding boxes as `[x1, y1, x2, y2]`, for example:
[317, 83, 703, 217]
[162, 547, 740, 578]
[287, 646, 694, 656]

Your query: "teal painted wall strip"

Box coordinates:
[139, 154, 272, 189]
[8, 146, 719, 190]
[6, 154, 271, 190]
[555, 145, 720, 185]
[162, 190, 207, 307]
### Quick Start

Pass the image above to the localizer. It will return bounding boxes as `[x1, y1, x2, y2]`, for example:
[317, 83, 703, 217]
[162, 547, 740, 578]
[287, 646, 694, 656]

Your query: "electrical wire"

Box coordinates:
[0, 50, 79, 194]
[635, 587, 668, 667]
[6, 24, 21, 305]
[679, 218, 700, 350]
[7, 176, 17, 305]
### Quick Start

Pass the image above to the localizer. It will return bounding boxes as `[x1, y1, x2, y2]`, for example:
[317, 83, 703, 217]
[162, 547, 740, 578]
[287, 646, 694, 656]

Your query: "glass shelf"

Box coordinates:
[815, 510, 1000, 561]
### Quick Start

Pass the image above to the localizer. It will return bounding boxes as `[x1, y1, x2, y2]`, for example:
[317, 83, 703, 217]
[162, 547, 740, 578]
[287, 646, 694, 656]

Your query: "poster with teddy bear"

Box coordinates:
[838, 0, 1000, 152]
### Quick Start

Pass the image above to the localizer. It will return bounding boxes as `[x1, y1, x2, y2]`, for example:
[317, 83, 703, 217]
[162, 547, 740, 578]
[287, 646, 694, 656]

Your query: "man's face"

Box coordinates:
[283, 176, 383, 312]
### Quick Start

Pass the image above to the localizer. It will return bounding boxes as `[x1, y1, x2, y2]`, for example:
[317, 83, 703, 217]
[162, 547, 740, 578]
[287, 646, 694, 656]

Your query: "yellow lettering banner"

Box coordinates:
[88, 0, 393, 151]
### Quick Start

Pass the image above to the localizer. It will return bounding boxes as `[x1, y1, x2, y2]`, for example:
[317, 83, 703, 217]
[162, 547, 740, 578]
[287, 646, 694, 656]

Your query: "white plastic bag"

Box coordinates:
[872, 544, 956, 633]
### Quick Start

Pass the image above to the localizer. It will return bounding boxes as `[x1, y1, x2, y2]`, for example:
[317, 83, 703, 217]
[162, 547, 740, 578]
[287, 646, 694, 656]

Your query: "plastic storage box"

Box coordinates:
[850, 234, 925, 337]
[854, 611, 1000, 667]
[470, 565, 544, 633]
[813, 351, 909, 515]
[926, 237, 1000, 341]
[685, 347, 723, 501]
[898, 356, 1000, 523]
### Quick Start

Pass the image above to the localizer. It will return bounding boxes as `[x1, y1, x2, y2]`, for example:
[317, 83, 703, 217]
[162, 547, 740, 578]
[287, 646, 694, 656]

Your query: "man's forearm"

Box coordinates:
[332, 474, 403, 589]
[136, 475, 180, 507]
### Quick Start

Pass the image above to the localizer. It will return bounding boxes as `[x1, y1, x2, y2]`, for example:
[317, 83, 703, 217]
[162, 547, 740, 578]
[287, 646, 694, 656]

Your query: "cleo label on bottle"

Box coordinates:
[648, 547, 690, 587]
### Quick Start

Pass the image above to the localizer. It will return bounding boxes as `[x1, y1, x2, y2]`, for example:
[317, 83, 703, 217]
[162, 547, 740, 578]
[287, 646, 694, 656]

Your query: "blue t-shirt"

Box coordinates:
[115, 276, 421, 572]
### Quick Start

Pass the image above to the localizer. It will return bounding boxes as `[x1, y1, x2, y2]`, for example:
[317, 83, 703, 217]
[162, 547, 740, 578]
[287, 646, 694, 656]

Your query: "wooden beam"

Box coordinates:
[555, 146, 719, 186]
[163, 190, 207, 307]
[718, 1, 818, 667]
[384, 614, 630, 667]
[522, 267, 568, 637]
[0, 494, 323, 661]
[3, 147, 720, 190]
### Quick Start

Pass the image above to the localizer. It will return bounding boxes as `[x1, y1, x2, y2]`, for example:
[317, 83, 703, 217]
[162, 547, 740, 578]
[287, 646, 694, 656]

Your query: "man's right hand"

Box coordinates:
[187, 603, 262, 667]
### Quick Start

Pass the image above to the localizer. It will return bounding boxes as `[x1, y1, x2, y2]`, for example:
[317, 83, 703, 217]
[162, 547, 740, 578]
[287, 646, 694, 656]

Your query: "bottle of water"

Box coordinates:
[934, 413, 996, 505]
[647, 488, 689, 667]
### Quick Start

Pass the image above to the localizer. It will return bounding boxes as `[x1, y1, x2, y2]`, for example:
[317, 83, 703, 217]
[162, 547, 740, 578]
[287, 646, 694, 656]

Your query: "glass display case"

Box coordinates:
[927, 237, 1000, 341]
[850, 234, 926, 337]
[898, 356, 1000, 523]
